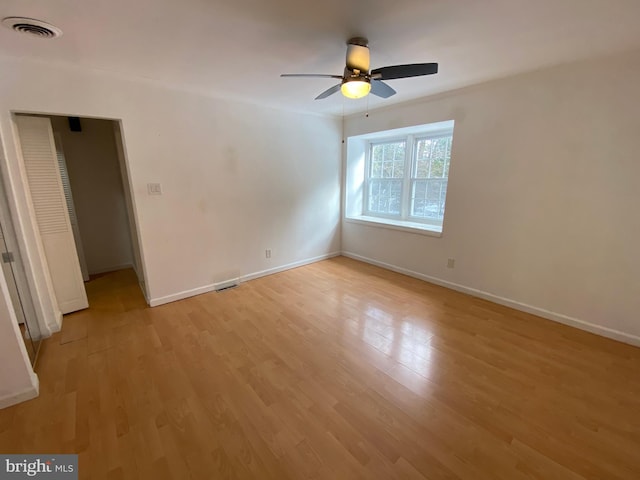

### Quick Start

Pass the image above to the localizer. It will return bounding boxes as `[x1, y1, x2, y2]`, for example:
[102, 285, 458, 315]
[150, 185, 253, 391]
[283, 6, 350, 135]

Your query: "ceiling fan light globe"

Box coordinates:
[341, 80, 371, 99]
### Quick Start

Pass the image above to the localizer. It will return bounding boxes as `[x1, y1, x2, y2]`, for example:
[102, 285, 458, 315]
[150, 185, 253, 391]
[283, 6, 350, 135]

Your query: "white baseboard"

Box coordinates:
[241, 252, 341, 283]
[342, 251, 640, 348]
[0, 372, 39, 410]
[149, 278, 241, 307]
[149, 252, 341, 307]
[44, 310, 63, 336]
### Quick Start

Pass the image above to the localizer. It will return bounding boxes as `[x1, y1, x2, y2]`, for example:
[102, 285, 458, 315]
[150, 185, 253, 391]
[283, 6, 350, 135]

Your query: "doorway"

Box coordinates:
[13, 113, 146, 317]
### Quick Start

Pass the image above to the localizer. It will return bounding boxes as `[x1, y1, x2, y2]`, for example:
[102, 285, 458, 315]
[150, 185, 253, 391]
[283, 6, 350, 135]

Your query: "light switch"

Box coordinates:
[147, 183, 162, 195]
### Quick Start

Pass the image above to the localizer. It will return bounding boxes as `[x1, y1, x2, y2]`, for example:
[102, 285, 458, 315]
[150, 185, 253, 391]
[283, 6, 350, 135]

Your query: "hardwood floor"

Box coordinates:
[1, 257, 639, 479]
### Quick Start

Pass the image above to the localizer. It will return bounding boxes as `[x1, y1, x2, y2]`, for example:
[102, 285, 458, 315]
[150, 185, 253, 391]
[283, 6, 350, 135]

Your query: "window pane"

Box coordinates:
[410, 179, 446, 219]
[414, 136, 452, 179]
[414, 139, 432, 178]
[371, 142, 405, 178]
[371, 158, 382, 177]
[368, 179, 402, 216]
[425, 181, 442, 218]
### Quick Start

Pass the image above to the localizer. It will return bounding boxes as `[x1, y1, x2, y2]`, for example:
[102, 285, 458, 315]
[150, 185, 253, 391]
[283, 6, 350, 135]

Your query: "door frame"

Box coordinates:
[0, 109, 149, 335]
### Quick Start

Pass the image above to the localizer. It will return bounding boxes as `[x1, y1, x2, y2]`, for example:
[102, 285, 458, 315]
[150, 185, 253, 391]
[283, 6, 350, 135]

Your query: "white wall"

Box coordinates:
[0, 267, 38, 409]
[343, 49, 640, 345]
[50, 116, 134, 275]
[0, 56, 341, 330]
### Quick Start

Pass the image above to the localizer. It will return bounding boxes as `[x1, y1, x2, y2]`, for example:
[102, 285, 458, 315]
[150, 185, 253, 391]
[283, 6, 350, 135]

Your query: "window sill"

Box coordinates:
[344, 215, 443, 237]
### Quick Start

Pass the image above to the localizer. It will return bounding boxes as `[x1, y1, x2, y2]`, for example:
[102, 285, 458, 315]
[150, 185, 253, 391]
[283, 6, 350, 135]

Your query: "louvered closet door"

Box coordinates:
[54, 133, 90, 282]
[15, 115, 88, 314]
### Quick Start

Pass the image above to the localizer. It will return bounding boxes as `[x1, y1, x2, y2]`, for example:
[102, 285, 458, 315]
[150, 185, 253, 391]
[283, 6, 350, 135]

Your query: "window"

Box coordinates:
[367, 141, 406, 216]
[352, 121, 454, 234]
[409, 135, 452, 221]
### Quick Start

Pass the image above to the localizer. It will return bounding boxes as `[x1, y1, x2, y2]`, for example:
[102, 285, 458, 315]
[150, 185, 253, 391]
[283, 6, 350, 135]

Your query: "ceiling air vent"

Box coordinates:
[2, 17, 63, 39]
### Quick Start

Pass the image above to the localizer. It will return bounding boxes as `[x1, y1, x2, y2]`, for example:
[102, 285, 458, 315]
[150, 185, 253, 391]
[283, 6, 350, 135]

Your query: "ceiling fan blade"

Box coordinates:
[281, 74, 343, 79]
[371, 63, 438, 80]
[315, 84, 342, 100]
[370, 80, 396, 99]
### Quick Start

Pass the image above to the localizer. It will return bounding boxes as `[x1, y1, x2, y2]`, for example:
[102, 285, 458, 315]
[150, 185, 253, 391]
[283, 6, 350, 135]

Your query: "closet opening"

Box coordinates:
[13, 114, 146, 316]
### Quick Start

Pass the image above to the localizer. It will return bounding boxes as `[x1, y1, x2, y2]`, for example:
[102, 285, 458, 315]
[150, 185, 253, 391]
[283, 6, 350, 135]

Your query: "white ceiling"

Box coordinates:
[2, 0, 640, 116]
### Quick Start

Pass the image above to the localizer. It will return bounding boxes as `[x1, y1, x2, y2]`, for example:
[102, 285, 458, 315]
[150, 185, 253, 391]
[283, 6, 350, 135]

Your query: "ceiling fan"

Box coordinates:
[281, 37, 438, 100]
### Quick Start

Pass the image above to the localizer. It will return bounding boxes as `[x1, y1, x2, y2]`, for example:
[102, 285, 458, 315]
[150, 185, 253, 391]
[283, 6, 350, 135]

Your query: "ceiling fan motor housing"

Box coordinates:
[346, 38, 370, 73]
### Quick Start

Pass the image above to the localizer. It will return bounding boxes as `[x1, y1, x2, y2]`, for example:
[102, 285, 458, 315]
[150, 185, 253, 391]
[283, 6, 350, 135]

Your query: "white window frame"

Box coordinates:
[364, 136, 409, 220]
[408, 132, 452, 225]
[358, 126, 454, 234]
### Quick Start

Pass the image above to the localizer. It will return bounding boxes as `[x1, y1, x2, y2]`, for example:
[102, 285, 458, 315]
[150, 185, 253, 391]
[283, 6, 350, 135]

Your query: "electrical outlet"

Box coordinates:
[265, 249, 272, 259]
[147, 183, 162, 195]
[447, 258, 455, 269]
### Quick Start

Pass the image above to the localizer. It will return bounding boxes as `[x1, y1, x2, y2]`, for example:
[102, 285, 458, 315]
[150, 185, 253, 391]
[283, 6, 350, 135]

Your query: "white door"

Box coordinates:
[15, 115, 89, 314]
[53, 133, 90, 282]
